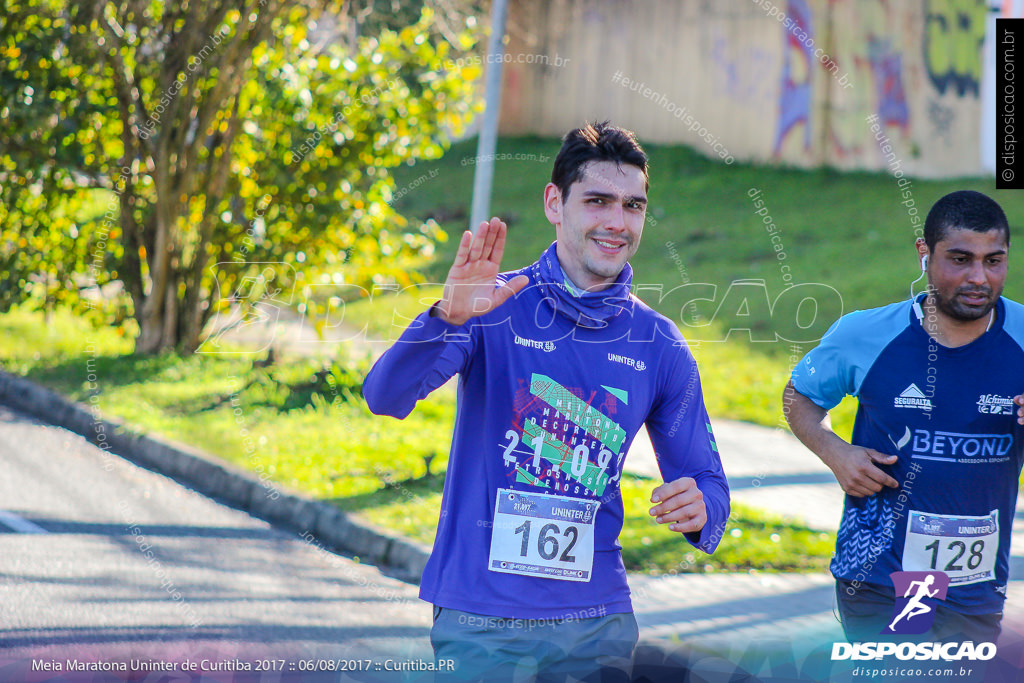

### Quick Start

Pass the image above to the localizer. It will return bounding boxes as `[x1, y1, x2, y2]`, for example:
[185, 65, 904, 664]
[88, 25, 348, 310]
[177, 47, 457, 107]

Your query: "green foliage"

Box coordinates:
[345, 0, 487, 44]
[0, 306, 134, 376]
[225, 8, 482, 299]
[0, 1, 483, 352]
[338, 283, 445, 341]
[223, 356, 371, 413]
[618, 479, 834, 573]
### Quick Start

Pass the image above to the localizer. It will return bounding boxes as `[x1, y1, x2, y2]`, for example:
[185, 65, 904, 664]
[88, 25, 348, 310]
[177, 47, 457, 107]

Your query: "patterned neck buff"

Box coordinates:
[529, 241, 633, 329]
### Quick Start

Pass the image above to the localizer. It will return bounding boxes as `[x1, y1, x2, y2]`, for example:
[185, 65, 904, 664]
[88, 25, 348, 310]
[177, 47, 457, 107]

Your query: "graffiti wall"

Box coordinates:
[498, 0, 995, 177]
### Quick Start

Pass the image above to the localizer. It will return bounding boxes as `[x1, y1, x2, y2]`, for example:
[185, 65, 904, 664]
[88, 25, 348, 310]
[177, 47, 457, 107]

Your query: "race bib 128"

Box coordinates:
[902, 509, 999, 586]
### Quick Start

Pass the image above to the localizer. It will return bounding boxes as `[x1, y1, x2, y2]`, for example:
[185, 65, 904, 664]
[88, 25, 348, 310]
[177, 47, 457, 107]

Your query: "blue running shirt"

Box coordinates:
[792, 295, 1024, 614]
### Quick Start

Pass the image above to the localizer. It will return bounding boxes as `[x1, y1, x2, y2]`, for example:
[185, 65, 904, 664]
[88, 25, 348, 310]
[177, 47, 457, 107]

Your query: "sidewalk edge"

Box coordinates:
[0, 369, 431, 583]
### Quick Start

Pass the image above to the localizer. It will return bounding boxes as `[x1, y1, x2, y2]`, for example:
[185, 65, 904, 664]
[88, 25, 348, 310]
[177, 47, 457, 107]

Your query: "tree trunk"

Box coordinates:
[133, 273, 211, 354]
[113, 2, 277, 355]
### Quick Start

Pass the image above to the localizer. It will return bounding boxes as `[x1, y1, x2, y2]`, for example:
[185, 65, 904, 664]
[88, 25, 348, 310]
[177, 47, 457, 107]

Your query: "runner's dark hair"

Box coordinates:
[551, 121, 648, 202]
[924, 190, 1010, 250]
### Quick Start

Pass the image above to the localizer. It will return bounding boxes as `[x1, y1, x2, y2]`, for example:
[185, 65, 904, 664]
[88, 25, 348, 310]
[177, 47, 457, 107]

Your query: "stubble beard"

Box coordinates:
[583, 242, 637, 287]
[930, 285, 1000, 322]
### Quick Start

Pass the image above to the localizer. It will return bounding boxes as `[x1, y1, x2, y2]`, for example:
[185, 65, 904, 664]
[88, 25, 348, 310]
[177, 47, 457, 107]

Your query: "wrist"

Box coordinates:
[429, 301, 465, 326]
[820, 440, 854, 469]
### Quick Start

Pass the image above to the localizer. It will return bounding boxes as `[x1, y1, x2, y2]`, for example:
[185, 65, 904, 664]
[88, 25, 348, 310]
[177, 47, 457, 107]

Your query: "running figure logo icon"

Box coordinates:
[885, 571, 950, 635]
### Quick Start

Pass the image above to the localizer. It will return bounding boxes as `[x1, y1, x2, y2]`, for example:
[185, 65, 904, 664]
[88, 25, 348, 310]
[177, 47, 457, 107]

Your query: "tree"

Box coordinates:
[0, 0, 482, 353]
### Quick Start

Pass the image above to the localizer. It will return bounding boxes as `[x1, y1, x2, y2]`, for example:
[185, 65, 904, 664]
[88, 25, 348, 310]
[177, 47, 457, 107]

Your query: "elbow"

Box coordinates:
[782, 380, 799, 428]
[362, 376, 382, 414]
[362, 380, 412, 419]
[366, 399, 412, 420]
[362, 377, 391, 417]
[363, 391, 386, 417]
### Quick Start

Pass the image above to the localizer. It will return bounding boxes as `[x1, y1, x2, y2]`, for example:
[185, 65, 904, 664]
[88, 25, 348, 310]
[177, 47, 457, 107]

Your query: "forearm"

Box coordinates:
[647, 419, 730, 553]
[363, 308, 467, 418]
[782, 380, 850, 469]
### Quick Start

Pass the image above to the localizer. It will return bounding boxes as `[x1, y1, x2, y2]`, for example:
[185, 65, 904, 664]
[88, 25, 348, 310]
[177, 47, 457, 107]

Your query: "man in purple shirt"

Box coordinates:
[364, 122, 729, 680]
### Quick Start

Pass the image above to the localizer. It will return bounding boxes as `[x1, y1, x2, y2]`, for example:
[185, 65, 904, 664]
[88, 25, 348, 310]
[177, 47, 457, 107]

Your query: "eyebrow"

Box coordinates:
[945, 247, 1007, 257]
[581, 189, 647, 204]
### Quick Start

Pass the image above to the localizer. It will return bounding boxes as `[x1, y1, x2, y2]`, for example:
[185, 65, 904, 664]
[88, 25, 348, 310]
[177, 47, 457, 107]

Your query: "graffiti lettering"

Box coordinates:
[924, 0, 986, 97]
[870, 42, 909, 129]
[774, 0, 814, 155]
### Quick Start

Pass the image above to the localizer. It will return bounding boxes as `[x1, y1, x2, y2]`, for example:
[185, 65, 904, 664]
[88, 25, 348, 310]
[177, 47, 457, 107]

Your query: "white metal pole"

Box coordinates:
[469, 0, 509, 233]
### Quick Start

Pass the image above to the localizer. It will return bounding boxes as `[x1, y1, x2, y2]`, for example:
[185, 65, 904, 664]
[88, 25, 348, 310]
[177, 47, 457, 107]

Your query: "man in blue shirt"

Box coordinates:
[364, 122, 730, 680]
[784, 190, 1024, 644]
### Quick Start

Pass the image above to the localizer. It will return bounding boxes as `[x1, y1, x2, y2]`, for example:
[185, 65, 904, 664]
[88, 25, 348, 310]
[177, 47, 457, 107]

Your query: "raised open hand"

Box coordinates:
[433, 218, 529, 325]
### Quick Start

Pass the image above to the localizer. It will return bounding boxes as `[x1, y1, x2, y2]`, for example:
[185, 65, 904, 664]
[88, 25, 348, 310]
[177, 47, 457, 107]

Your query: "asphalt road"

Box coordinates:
[0, 403, 435, 682]
[7, 392, 1024, 683]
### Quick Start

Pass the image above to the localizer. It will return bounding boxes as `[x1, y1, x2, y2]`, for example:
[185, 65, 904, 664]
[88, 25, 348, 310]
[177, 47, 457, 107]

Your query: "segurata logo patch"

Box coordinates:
[894, 383, 933, 410]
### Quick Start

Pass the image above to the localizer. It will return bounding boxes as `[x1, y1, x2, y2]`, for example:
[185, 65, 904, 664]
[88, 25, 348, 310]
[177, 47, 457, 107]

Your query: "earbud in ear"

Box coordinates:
[920, 254, 928, 271]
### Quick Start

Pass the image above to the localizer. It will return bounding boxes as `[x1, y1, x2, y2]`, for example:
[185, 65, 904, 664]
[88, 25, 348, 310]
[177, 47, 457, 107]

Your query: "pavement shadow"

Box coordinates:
[639, 585, 835, 639]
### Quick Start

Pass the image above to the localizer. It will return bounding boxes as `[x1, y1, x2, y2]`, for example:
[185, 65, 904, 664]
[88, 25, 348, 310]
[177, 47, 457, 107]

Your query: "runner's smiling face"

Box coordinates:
[925, 228, 1008, 322]
[543, 161, 647, 292]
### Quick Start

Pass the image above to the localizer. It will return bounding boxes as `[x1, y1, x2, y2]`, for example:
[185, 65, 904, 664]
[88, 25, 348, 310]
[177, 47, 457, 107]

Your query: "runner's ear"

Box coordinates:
[543, 183, 563, 225]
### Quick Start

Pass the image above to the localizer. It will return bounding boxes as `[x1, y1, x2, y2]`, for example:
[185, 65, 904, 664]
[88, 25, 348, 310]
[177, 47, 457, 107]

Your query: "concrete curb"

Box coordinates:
[0, 370, 432, 582]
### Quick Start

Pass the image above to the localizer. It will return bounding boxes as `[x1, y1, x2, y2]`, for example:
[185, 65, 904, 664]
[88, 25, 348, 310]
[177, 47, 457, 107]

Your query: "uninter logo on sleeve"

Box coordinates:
[514, 335, 556, 352]
[607, 352, 646, 371]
